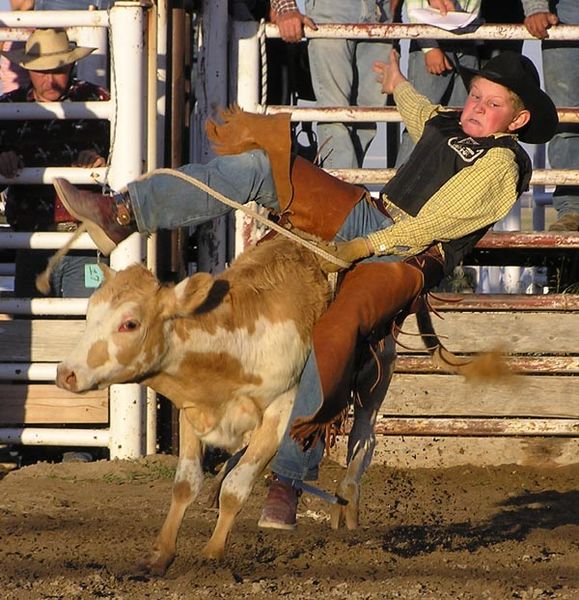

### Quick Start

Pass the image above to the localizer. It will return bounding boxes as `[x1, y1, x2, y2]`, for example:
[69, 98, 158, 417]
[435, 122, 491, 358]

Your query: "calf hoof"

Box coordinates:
[329, 502, 359, 530]
[137, 550, 175, 577]
[330, 483, 360, 530]
[201, 541, 226, 561]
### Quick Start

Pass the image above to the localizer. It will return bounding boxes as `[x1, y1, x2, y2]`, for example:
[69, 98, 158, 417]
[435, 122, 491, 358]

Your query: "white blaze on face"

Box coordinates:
[60, 294, 160, 391]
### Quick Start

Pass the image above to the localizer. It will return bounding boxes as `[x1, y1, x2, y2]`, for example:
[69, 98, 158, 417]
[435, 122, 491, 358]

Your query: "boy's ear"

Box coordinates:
[508, 109, 531, 134]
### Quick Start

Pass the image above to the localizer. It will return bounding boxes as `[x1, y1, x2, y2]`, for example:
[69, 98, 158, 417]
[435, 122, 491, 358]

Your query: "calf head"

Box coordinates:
[56, 263, 229, 392]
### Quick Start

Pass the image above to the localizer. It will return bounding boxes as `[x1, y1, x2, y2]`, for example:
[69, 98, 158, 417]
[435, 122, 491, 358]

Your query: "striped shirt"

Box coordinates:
[366, 82, 522, 257]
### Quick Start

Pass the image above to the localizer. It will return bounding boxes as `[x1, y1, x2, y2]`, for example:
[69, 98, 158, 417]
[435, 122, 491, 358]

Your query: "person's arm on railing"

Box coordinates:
[270, 0, 317, 43]
[521, 0, 559, 39]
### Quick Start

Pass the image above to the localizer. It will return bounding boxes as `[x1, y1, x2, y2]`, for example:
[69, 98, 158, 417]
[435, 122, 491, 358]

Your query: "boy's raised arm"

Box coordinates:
[372, 49, 407, 95]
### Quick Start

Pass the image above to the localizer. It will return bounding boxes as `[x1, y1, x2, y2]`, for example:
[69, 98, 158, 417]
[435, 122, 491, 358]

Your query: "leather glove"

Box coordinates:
[316, 237, 373, 273]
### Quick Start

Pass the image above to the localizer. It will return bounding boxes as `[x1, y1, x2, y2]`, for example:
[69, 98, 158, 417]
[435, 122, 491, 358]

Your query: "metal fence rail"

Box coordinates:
[0, 5, 148, 458]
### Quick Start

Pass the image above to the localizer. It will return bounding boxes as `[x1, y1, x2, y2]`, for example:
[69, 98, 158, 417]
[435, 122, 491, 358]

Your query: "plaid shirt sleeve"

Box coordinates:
[271, 0, 300, 15]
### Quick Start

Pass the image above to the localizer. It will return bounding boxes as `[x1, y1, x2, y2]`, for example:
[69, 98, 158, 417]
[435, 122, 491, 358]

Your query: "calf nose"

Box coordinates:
[56, 364, 77, 391]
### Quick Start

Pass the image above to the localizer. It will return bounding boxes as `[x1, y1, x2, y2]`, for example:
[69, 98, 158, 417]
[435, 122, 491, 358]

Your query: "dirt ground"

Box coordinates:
[1, 454, 578, 600]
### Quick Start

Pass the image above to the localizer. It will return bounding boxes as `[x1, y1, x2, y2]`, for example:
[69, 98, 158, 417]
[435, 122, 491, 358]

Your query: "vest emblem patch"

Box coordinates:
[447, 136, 486, 163]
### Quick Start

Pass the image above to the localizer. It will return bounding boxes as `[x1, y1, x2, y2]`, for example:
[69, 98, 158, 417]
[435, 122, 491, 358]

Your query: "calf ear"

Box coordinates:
[159, 272, 229, 319]
[99, 263, 116, 282]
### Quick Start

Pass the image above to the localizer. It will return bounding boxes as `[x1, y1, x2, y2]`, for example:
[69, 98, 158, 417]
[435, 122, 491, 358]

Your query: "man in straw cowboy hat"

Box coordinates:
[0, 28, 109, 297]
[53, 49, 557, 529]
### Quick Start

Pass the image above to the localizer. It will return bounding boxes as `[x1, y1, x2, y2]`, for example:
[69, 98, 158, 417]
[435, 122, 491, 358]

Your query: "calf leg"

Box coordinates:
[331, 336, 396, 530]
[139, 412, 203, 576]
[202, 389, 295, 560]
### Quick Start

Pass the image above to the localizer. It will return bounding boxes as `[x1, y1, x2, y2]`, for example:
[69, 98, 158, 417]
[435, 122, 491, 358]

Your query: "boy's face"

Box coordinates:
[460, 77, 530, 138]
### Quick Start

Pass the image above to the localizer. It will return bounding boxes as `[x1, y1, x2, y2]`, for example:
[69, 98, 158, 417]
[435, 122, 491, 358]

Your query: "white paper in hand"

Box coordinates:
[407, 7, 479, 32]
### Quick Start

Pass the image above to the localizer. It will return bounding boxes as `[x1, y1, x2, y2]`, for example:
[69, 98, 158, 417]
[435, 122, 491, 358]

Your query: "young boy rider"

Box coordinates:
[52, 49, 557, 530]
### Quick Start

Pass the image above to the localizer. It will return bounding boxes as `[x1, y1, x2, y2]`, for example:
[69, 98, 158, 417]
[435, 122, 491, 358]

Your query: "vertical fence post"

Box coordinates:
[107, 2, 147, 458]
[194, 0, 229, 273]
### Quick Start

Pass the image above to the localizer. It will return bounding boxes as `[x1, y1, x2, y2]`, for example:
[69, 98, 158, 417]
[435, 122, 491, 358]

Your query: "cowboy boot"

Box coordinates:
[53, 178, 137, 256]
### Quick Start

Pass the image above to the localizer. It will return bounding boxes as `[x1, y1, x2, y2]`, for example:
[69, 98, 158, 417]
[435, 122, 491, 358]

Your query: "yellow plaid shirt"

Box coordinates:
[367, 82, 523, 257]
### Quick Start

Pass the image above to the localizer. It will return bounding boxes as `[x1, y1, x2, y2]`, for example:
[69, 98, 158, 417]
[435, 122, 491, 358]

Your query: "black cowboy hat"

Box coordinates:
[459, 51, 558, 144]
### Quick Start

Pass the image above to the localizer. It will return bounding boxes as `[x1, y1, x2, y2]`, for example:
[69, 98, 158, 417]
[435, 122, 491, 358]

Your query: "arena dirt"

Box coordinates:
[1, 454, 577, 600]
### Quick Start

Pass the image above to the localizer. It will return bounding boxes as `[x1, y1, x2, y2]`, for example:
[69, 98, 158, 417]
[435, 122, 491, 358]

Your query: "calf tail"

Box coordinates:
[415, 299, 512, 382]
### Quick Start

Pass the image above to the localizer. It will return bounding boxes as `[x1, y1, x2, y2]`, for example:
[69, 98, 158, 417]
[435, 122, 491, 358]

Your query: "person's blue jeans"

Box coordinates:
[396, 49, 478, 167]
[15, 251, 98, 298]
[304, 0, 393, 169]
[542, 38, 579, 217]
[128, 150, 394, 481]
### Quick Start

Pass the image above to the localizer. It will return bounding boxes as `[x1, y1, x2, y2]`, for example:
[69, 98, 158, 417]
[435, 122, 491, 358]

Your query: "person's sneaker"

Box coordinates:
[258, 476, 300, 531]
[53, 178, 136, 256]
[549, 212, 579, 232]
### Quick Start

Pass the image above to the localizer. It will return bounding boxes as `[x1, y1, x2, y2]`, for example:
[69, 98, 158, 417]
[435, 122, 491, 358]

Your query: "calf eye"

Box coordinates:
[118, 319, 140, 332]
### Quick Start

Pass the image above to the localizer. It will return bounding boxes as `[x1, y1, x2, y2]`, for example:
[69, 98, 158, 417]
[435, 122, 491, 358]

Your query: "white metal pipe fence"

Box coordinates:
[0, 5, 148, 458]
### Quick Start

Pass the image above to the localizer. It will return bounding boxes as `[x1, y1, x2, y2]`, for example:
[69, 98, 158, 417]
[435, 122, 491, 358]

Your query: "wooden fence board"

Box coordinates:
[385, 373, 579, 418]
[395, 355, 579, 374]
[332, 436, 579, 468]
[0, 320, 85, 362]
[370, 417, 579, 437]
[399, 312, 578, 354]
[0, 384, 108, 424]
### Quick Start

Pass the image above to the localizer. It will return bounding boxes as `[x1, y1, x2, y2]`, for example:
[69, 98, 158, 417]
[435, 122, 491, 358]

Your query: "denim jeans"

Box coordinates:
[395, 49, 478, 167]
[15, 251, 98, 298]
[129, 151, 279, 233]
[543, 36, 579, 216]
[128, 150, 394, 481]
[305, 0, 393, 169]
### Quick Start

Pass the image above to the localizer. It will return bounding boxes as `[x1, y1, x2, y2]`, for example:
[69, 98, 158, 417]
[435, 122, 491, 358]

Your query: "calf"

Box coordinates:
[57, 236, 334, 573]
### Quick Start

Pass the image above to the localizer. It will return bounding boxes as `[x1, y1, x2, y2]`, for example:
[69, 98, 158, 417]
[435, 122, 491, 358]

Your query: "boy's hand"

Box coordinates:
[316, 238, 373, 273]
[373, 49, 407, 95]
[524, 12, 559, 39]
[424, 48, 452, 75]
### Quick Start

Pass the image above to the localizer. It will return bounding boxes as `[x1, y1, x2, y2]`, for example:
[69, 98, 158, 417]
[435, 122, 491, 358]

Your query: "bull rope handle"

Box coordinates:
[148, 168, 352, 270]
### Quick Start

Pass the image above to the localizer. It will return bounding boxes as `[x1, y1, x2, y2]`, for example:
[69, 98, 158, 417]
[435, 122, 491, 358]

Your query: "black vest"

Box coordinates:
[382, 112, 532, 275]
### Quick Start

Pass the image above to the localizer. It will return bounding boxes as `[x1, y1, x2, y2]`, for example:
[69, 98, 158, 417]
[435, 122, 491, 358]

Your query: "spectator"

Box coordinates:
[51, 50, 557, 529]
[522, 0, 579, 231]
[270, 0, 394, 169]
[0, 28, 110, 297]
[479, 0, 525, 62]
[395, 0, 481, 166]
